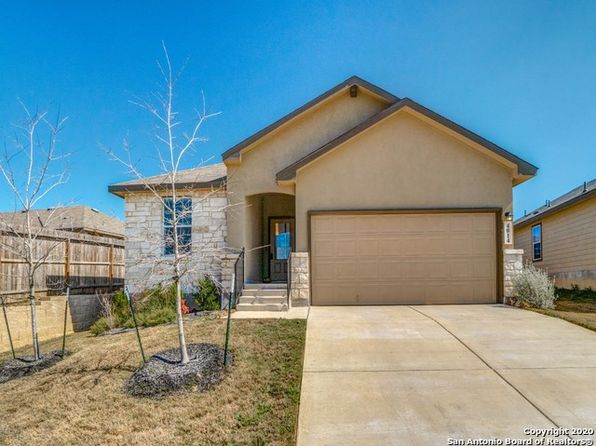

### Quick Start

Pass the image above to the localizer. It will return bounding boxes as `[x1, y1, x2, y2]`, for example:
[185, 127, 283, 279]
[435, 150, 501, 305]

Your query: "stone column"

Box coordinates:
[289, 252, 310, 307]
[504, 248, 524, 302]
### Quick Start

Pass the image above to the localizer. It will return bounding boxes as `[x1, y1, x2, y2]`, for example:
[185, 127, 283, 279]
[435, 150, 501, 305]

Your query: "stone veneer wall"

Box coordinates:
[289, 252, 310, 307]
[123, 190, 228, 292]
[504, 248, 524, 300]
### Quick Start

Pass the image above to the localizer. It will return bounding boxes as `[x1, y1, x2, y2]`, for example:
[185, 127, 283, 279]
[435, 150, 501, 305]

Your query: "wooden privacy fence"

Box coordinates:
[0, 228, 125, 301]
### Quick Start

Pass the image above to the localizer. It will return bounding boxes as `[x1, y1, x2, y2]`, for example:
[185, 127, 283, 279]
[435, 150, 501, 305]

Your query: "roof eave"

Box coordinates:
[276, 98, 538, 182]
[513, 173, 536, 187]
[108, 178, 227, 198]
[222, 76, 399, 161]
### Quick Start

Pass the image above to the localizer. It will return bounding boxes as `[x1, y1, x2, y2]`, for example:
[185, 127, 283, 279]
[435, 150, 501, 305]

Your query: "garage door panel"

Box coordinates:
[311, 239, 334, 257]
[335, 217, 357, 233]
[449, 260, 475, 279]
[311, 212, 497, 305]
[312, 261, 337, 280]
[311, 216, 334, 234]
[473, 259, 495, 278]
[335, 239, 357, 256]
[356, 217, 378, 233]
[356, 239, 379, 256]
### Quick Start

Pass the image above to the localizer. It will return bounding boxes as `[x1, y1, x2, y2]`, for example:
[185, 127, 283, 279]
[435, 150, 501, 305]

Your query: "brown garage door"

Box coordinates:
[310, 211, 497, 305]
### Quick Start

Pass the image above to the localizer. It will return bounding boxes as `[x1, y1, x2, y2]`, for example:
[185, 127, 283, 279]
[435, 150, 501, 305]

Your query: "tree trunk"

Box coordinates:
[29, 283, 40, 360]
[175, 279, 190, 364]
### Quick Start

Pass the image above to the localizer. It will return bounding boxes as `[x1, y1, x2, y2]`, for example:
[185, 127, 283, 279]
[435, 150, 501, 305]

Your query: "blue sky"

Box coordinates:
[0, 1, 594, 220]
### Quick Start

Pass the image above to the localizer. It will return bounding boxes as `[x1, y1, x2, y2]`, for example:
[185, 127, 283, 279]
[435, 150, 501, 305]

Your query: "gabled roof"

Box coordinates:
[108, 163, 227, 197]
[276, 97, 538, 183]
[514, 179, 596, 228]
[221, 76, 399, 161]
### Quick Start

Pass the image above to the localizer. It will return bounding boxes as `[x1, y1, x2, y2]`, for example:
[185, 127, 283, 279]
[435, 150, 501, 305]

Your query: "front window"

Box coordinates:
[531, 223, 542, 261]
[163, 197, 192, 255]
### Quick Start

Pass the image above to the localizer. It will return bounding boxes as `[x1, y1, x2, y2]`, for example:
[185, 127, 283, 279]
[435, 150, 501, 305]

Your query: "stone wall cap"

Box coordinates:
[504, 248, 524, 254]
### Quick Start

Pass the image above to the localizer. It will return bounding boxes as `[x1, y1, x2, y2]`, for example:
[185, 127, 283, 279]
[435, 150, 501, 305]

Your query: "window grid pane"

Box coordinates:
[531, 224, 542, 260]
[163, 197, 192, 255]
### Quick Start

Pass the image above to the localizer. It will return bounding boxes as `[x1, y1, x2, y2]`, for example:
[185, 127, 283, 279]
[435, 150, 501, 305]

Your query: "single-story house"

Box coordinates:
[514, 179, 596, 289]
[109, 76, 537, 309]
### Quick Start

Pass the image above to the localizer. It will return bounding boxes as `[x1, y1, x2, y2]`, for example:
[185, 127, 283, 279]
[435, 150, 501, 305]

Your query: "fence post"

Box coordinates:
[223, 270, 235, 367]
[108, 244, 114, 291]
[1, 297, 16, 359]
[61, 285, 70, 358]
[64, 239, 71, 286]
[125, 287, 146, 364]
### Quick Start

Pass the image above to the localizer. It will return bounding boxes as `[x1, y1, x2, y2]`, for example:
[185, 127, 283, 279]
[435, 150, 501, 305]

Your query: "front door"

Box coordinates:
[269, 218, 294, 282]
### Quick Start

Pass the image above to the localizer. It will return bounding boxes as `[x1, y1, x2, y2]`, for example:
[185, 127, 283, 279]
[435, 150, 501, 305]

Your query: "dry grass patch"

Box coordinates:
[0, 317, 306, 446]
[532, 287, 596, 332]
[537, 309, 596, 332]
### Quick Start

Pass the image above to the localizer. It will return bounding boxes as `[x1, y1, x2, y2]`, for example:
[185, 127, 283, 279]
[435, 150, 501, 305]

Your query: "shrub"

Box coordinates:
[195, 276, 221, 311]
[90, 317, 111, 336]
[136, 306, 176, 326]
[139, 284, 176, 312]
[89, 283, 203, 335]
[556, 285, 596, 301]
[112, 291, 130, 322]
[512, 263, 557, 309]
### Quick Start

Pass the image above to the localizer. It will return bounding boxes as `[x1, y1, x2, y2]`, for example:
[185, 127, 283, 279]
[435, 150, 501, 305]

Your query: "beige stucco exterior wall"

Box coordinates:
[225, 90, 389, 250]
[123, 189, 227, 291]
[294, 110, 514, 251]
[515, 196, 596, 289]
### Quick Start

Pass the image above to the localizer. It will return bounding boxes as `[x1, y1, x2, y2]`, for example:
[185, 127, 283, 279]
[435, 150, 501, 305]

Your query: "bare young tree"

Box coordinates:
[109, 43, 220, 364]
[0, 104, 69, 360]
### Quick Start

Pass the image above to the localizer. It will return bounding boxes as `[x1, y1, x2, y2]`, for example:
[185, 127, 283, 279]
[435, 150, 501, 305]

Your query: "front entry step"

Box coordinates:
[236, 284, 288, 312]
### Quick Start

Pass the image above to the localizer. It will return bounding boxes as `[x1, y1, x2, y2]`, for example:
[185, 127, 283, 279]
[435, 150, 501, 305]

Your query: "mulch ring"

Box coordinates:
[125, 343, 230, 398]
[0, 351, 67, 384]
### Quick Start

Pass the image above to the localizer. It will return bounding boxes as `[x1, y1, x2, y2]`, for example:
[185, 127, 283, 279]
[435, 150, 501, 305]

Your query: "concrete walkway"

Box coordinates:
[230, 307, 309, 319]
[298, 305, 596, 445]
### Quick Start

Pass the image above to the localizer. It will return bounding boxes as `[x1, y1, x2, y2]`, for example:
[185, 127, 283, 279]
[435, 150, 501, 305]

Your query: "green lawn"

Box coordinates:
[0, 317, 306, 446]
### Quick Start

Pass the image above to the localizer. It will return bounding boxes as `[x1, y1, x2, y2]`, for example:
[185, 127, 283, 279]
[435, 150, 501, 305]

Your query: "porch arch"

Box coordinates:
[244, 193, 295, 283]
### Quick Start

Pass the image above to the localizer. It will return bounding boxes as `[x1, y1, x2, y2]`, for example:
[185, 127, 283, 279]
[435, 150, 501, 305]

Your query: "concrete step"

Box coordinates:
[241, 288, 288, 297]
[243, 283, 287, 290]
[236, 302, 288, 312]
[238, 295, 286, 305]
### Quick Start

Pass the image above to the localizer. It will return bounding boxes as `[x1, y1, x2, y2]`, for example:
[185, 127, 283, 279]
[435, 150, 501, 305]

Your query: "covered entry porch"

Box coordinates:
[244, 193, 295, 284]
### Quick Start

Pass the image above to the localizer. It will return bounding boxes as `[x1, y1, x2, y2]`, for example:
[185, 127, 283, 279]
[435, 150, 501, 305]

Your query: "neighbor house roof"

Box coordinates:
[0, 205, 124, 239]
[221, 76, 399, 161]
[514, 179, 596, 228]
[108, 163, 227, 197]
[276, 97, 538, 183]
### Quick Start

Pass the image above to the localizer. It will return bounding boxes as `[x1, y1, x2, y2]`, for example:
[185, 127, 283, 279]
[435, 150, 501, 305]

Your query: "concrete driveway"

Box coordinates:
[297, 305, 596, 445]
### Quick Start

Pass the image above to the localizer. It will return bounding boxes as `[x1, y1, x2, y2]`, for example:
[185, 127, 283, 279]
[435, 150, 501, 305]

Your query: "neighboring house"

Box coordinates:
[109, 76, 537, 309]
[514, 180, 596, 289]
[0, 205, 124, 240]
[0, 205, 125, 298]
